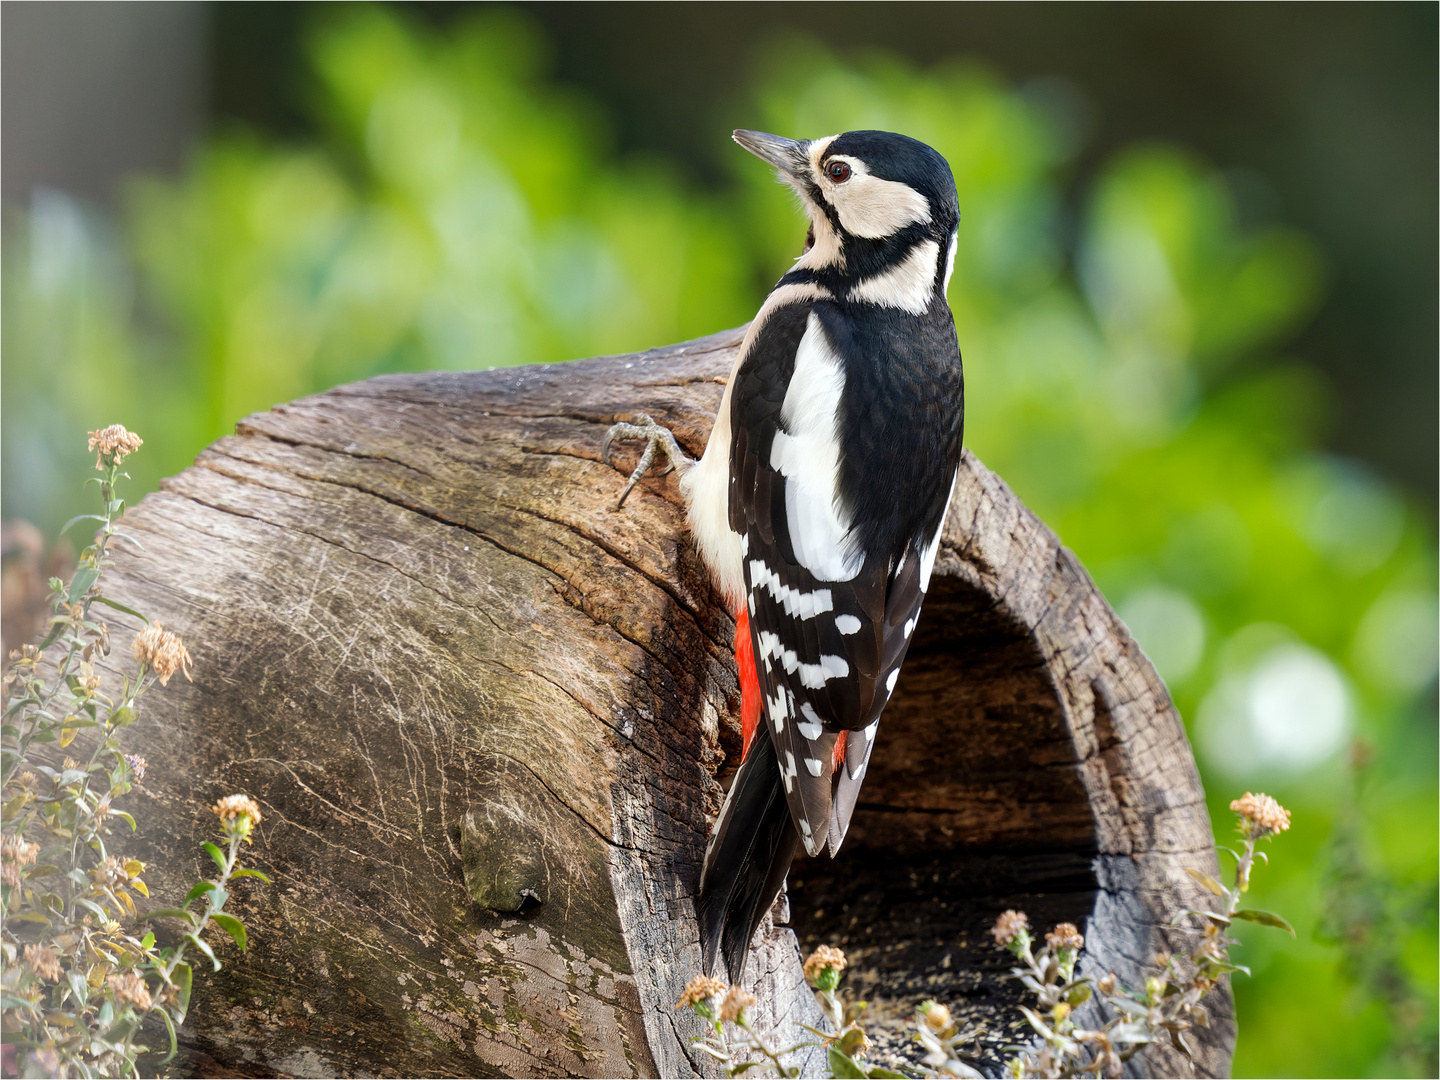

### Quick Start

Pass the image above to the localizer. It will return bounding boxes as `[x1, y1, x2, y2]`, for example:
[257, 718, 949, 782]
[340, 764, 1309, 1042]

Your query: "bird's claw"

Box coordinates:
[602, 413, 694, 508]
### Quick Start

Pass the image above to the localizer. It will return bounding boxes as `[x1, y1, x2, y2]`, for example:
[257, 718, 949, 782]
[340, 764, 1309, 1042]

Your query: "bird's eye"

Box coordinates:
[826, 161, 851, 183]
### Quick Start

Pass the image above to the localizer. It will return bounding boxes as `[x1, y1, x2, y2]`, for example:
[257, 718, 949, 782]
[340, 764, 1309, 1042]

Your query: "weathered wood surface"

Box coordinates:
[95, 326, 1234, 1078]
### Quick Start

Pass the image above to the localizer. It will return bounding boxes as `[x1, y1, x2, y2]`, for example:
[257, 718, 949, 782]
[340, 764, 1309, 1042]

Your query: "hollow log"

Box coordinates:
[97, 326, 1234, 1078]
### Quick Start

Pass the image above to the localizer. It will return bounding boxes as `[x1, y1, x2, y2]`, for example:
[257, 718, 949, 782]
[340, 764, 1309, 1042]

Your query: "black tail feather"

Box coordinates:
[697, 734, 799, 984]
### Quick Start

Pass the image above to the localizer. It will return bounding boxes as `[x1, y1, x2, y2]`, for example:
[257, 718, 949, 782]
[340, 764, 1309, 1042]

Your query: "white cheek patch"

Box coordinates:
[850, 239, 941, 315]
[795, 212, 845, 273]
[831, 169, 933, 239]
[769, 315, 865, 582]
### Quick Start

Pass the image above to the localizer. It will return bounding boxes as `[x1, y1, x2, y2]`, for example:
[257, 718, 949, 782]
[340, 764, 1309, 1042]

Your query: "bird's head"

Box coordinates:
[734, 129, 960, 312]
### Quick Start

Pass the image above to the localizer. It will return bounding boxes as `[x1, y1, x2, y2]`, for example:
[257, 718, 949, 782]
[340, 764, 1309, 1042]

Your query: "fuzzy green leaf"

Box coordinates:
[1184, 867, 1228, 897]
[1231, 908, 1296, 936]
[203, 841, 226, 873]
[828, 1046, 870, 1079]
[212, 912, 248, 952]
[91, 596, 149, 623]
[59, 515, 107, 538]
[36, 619, 65, 651]
[187, 932, 220, 971]
[67, 969, 88, 1007]
[230, 867, 273, 883]
[68, 568, 100, 605]
[185, 880, 218, 905]
[172, 960, 193, 1017]
[145, 907, 200, 927]
[158, 1006, 179, 1064]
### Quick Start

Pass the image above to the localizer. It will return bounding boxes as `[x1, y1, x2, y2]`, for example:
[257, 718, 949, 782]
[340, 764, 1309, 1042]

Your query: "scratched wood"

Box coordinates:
[95, 327, 1234, 1078]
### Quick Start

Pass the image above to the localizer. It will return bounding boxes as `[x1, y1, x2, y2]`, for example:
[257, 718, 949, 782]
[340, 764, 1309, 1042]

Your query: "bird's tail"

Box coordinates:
[696, 731, 798, 984]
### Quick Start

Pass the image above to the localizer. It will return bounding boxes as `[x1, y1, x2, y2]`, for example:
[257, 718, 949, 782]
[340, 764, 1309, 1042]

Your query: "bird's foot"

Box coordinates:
[601, 413, 695, 508]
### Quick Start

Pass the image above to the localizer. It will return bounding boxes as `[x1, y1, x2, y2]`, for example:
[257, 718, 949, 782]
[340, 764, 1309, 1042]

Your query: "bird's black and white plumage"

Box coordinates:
[607, 129, 964, 984]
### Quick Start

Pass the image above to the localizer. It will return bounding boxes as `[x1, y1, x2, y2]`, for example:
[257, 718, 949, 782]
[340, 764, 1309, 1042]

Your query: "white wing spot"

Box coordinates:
[782, 751, 798, 793]
[850, 762, 866, 781]
[799, 654, 850, 689]
[805, 757, 823, 777]
[798, 720, 823, 741]
[864, 720, 879, 743]
[903, 617, 915, 638]
[835, 614, 862, 635]
[768, 690, 787, 733]
[885, 669, 900, 695]
[800, 701, 822, 724]
[749, 558, 835, 620]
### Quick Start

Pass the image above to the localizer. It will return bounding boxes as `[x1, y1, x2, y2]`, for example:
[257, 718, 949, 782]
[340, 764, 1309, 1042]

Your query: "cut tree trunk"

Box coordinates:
[95, 327, 1234, 1078]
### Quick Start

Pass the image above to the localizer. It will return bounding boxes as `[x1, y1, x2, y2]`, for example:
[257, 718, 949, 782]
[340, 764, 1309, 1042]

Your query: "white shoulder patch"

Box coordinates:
[769, 314, 864, 582]
[850, 239, 941, 315]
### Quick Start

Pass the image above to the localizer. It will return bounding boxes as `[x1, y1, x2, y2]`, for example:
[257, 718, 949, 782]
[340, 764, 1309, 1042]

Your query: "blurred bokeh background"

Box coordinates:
[2, 4, 1434, 1075]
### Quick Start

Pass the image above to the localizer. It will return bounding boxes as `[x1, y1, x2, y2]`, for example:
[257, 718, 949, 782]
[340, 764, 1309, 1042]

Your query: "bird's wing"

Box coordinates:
[728, 301, 946, 857]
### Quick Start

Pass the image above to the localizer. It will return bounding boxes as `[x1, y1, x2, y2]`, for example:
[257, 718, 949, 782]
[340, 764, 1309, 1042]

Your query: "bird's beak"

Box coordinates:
[733, 130, 809, 180]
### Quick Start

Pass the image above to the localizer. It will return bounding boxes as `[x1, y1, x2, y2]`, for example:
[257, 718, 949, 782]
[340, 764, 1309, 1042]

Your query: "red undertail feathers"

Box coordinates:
[735, 605, 762, 761]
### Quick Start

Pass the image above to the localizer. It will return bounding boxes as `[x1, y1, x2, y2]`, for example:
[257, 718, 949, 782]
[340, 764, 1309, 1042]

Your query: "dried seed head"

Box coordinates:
[62, 758, 80, 771]
[132, 622, 193, 687]
[674, 975, 727, 1009]
[93, 854, 127, 889]
[803, 945, 847, 987]
[1096, 972, 1117, 996]
[23, 944, 61, 983]
[107, 971, 153, 1010]
[87, 425, 143, 469]
[1045, 923, 1084, 952]
[1, 834, 40, 887]
[718, 985, 757, 1024]
[992, 909, 1030, 946]
[212, 794, 263, 835]
[1230, 792, 1291, 837]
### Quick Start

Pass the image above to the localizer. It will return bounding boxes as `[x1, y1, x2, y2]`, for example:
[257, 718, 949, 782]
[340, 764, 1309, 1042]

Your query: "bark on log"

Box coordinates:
[95, 327, 1234, 1078]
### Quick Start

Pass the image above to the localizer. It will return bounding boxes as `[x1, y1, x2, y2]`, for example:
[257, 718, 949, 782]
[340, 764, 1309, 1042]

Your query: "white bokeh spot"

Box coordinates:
[1198, 641, 1350, 777]
[1119, 585, 1205, 684]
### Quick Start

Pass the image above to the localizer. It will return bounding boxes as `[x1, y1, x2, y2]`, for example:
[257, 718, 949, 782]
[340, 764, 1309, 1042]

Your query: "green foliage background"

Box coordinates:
[3, 9, 1435, 1075]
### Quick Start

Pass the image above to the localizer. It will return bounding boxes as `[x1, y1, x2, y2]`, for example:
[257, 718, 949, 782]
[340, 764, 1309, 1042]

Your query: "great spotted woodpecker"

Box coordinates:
[603, 129, 963, 983]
